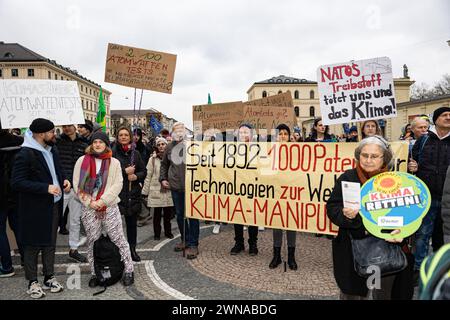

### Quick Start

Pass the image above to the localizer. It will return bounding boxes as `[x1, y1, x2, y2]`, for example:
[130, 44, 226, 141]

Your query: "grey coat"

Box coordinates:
[159, 141, 186, 192]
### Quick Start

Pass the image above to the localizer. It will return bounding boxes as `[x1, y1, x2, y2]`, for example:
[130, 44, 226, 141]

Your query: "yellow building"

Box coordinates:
[0, 42, 112, 132]
[247, 75, 416, 140]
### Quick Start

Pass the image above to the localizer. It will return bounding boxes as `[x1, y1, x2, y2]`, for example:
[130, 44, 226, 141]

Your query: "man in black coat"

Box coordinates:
[408, 107, 450, 274]
[56, 124, 88, 263]
[0, 126, 24, 277]
[11, 118, 71, 298]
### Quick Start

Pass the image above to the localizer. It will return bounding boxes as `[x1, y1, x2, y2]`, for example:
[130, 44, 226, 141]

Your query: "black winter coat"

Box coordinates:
[55, 133, 88, 185]
[326, 168, 369, 296]
[412, 131, 450, 200]
[326, 168, 415, 298]
[112, 144, 146, 216]
[0, 132, 23, 210]
[11, 147, 64, 246]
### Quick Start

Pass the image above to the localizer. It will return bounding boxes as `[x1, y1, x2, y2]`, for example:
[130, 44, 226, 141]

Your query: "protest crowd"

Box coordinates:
[1, 104, 449, 300]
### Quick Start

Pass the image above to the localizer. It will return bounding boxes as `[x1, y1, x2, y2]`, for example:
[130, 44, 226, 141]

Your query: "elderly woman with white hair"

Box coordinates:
[142, 137, 174, 240]
[326, 136, 414, 300]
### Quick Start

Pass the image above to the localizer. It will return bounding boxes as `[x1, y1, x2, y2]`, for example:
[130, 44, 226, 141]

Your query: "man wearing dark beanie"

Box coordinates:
[408, 106, 450, 285]
[11, 118, 70, 298]
[77, 119, 94, 144]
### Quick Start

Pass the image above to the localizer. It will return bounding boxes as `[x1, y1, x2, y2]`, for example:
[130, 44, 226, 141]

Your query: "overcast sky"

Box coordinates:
[1, 0, 449, 128]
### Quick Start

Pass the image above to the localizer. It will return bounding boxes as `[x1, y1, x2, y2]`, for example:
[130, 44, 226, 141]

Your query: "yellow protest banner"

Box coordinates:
[185, 141, 409, 235]
[104, 43, 177, 94]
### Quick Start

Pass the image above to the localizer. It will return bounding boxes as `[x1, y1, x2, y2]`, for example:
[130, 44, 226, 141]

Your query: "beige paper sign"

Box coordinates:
[104, 43, 177, 94]
[186, 141, 409, 235]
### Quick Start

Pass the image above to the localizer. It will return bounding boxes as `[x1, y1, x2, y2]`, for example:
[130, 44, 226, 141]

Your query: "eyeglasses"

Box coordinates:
[360, 153, 383, 160]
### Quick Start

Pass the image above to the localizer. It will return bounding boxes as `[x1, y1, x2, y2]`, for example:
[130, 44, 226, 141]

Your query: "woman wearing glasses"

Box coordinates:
[326, 136, 414, 300]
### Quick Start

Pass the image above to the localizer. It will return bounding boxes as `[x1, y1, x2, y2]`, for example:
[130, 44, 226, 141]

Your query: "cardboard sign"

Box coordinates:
[242, 105, 296, 131]
[193, 96, 296, 134]
[192, 101, 243, 133]
[317, 57, 396, 125]
[0, 80, 84, 129]
[185, 141, 408, 235]
[104, 43, 177, 94]
[244, 91, 294, 108]
[360, 172, 431, 240]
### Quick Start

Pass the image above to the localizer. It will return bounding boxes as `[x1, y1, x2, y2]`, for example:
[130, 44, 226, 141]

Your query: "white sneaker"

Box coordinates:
[212, 225, 221, 234]
[27, 281, 46, 299]
[258, 227, 265, 231]
[42, 276, 64, 293]
[78, 236, 87, 247]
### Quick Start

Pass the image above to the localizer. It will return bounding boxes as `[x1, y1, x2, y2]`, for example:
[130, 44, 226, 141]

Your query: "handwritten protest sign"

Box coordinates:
[244, 91, 294, 108]
[193, 92, 296, 135]
[186, 141, 408, 235]
[242, 105, 296, 131]
[360, 172, 431, 240]
[192, 101, 243, 133]
[0, 80, 84, 129]
[104, 43, 177, 94]
[317, 57, 396, 125]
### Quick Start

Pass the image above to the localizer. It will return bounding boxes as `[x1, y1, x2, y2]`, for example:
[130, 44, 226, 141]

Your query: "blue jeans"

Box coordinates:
[171, 191, 199, 248]
[0, 206, 21, 271]
[414, 200, 441, 270]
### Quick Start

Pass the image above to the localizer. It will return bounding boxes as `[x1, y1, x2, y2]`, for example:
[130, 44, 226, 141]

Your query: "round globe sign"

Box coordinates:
[360, 172, 431, 240]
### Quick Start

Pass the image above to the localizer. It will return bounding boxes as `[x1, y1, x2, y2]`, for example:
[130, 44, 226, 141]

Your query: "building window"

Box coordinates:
[278, 90, 282, 94]
[55, 74, 58, 80]
[0, 69, 2, 77]
[27, 69, 35, 77]
[86, 87, 88, 93]
[309, 106, 315, 117]
[262, 91, 267, 98]
[81, 99, 84, 108]
[90, 89, 92, 95]
[48, 71, 51, 79]
[294, 90, 299, 99]
[294, 106, 300, 117]
[60, 76, 63, 80]
[310, 90, 314, 99]
[11, 69, 18, 77]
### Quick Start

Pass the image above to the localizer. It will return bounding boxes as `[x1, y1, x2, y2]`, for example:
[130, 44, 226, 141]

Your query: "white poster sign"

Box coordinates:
[0, 80, 85, 129]
[317, 57, 397, 125]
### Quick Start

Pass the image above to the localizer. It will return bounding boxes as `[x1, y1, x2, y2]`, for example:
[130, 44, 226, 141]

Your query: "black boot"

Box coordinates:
[130, 245, 141, 262]
[287, 247, 298, 270]
[269, 247, 282, 269]
[122, 272, 134, 286]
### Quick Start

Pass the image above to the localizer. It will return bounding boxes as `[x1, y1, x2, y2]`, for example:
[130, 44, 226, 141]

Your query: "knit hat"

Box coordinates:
[432, 106, 450, 124]
[29, 118, 55, 133]
[79, 119, 94, 133]
[155, 137, 168, 146]
[276, 124, 291, 137]
[91, 131, 110, 147]
[349, 126, 358, 133]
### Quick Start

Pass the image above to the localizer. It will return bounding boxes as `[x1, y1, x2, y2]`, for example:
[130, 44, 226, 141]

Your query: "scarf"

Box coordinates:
[78, 150, 112, 211]
[356, 162, 388, 184]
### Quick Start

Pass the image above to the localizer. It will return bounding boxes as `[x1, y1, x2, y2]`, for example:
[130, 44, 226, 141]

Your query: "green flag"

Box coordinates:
[96, 88, 106, 132]
[208, 93, 212, 104]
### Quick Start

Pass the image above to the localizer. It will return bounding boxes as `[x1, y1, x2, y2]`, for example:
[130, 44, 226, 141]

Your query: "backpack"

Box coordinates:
[93, 235, 124, 295]
[419, 243, 450, 300]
